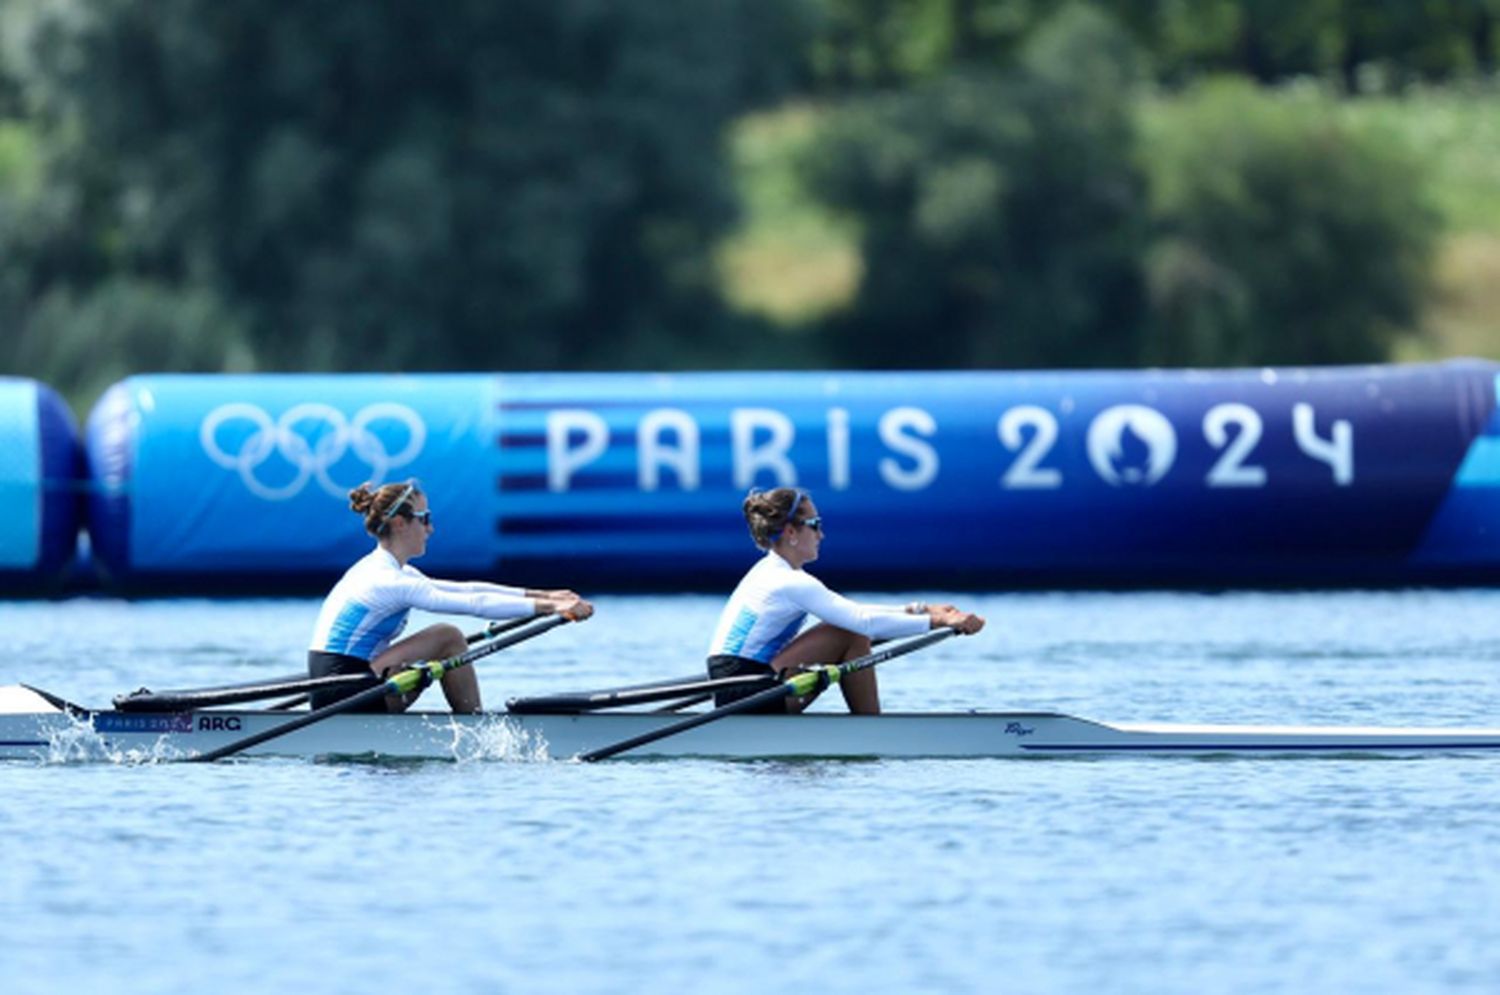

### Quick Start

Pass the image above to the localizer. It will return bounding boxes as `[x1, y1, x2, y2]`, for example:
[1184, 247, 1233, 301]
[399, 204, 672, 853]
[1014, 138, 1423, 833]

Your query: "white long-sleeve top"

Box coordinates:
[707, 551, 929, 663]
[309, 547, 534, 659]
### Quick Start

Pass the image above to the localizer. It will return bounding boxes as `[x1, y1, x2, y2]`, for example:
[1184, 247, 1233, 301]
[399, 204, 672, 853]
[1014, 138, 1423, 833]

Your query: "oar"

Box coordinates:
[506, 672, 776, 714]
[269, 617, 539, 710]
[187, 613, 574, 762]
[578, 626, 957, 762]
[653, 693, 712, 713]
[468, 616, 534, 644]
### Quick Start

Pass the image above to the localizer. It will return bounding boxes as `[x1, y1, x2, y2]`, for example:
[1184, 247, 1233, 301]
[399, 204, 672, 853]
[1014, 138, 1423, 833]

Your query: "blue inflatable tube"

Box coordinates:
[0, 378, 81, 592]
[84, 362, 1500, 591]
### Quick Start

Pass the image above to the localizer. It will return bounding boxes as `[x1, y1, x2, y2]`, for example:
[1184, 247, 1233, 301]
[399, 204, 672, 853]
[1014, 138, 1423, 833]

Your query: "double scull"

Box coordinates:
[4, 684, 1499, 761]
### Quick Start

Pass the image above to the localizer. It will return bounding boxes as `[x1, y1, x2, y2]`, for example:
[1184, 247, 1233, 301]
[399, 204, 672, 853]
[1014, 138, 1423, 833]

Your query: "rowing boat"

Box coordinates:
[5, 684, 1500, 761]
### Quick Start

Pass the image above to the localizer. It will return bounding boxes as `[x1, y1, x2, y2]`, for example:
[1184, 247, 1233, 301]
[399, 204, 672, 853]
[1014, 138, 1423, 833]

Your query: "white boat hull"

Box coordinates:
[4, 686, 1500, 761]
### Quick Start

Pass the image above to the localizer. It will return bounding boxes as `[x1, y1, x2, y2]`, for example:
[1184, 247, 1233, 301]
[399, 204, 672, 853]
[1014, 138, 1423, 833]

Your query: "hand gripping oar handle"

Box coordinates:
[187, 613, 573, 763]
[578, 626, 958, 762]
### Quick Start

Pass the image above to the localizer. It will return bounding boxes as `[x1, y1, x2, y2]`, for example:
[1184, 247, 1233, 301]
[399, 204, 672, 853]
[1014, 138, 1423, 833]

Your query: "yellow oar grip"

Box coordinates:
[388, 662, 443, 695]
[785, 665, 840, 697]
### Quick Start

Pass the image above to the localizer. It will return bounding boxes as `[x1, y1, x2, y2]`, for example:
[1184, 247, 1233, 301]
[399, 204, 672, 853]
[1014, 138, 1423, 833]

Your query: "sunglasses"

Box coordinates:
[379, 482, 417, 526]
[404, 509, 433, 526]
[793, 516, 822, 533]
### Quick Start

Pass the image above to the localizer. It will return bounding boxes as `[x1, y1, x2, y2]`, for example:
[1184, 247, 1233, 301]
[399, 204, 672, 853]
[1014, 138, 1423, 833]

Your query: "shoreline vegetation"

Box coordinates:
[721, 83, 1500, 363]
[1, 4, 1498, 417]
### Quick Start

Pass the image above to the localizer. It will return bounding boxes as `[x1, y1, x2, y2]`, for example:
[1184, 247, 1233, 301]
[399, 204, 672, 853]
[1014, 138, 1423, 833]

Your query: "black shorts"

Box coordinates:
[307, 650, 386, 713]
[706, 654, 783, 714]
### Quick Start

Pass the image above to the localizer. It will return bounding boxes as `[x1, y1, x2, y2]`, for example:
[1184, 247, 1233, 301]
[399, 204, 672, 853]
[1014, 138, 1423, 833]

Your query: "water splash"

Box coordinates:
[44, 713, 189, 765]
[438, 715, 552, 764]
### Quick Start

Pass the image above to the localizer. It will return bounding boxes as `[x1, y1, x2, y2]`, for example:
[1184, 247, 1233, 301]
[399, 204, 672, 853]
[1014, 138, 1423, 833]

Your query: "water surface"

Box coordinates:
[3, 591, 1498, 993]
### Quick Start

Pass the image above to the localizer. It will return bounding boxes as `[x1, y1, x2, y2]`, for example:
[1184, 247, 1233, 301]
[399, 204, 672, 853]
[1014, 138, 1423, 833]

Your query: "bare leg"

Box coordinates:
[368, 624, 480, 713]
[769, 624, 879, 715]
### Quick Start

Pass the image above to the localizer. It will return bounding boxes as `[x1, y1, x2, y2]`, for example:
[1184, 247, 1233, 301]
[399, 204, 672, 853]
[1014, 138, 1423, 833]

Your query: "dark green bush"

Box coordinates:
[1140, 79, 1439, 365]
[15, 278, 252, 411]
[800, 5, 1151, 368]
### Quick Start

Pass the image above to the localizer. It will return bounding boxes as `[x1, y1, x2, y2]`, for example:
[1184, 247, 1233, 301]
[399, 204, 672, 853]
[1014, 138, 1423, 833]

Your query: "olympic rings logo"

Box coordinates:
[200, 402, 427, 500]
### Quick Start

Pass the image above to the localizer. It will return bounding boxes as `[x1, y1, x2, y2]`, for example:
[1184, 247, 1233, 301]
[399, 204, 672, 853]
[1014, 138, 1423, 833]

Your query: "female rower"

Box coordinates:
[307, 479, 593, 713]
[706, 487, 984, 714]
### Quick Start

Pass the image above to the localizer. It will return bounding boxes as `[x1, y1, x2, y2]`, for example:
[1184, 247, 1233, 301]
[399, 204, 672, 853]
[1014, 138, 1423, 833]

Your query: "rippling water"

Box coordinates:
[3, 591, 1500, 993]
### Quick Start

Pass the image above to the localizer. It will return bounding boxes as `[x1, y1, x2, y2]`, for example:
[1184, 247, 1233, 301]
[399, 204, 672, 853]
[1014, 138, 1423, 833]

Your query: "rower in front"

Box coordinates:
[308, 479, 593, 713]
[707, 487, 984, 714]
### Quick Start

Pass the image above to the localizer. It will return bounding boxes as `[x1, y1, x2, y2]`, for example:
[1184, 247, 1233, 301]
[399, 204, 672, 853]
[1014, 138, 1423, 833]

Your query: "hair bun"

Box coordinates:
[742, 486, 804, 549]
[348, 483, 375, 515]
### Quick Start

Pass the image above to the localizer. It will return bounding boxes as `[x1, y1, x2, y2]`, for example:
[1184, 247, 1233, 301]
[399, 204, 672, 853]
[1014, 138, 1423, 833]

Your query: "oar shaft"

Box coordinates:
[188, 614, 570, 762]
[578, 627, 956, 762]
[578, 681, 786, 761]
[114, 673, 376, 712]
[467, 616, 533, 644]
[507, 673, 773, 714]
[188, 681, 390, 761]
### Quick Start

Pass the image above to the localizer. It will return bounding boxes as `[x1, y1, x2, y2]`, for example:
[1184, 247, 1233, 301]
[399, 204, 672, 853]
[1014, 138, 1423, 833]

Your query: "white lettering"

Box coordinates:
[732, 408, 797, 489]
[879, 407, 938, 490]
[827, 407, 850, 491]
[638, 409, 700, 491]
[546, 410, 609, 492]
[1203, 403, 1267, 487]
[1293, 403, 1354, 485]
[998, 406, 1062, 489]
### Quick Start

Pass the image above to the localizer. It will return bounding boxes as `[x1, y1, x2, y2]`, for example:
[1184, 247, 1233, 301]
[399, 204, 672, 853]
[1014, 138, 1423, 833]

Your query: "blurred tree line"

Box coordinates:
[811, 0, 1498, 92]
[0, 0, 1480, 410]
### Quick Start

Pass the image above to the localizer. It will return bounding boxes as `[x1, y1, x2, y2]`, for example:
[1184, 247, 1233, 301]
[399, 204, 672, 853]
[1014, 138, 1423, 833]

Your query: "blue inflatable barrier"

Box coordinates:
[0, 378, 81, 592]
[84, 362, 1500, 591]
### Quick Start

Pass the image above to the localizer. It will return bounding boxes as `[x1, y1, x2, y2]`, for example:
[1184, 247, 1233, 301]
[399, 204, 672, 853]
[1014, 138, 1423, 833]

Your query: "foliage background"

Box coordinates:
[1, 0, 1497, 413]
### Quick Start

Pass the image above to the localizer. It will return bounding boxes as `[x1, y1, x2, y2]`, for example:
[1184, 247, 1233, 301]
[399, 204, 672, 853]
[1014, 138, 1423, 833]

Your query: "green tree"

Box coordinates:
[1140, 79, 1439, 365]
[805, 0, 1042, 90]
[1108, 0, 1500, 91]
[800, 5, 1150, 367]
[4, 0, 812, 392]
[804, 1, 1500, 94]
[16, 278, 254, 409]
